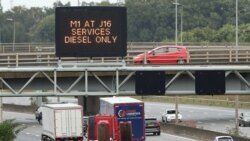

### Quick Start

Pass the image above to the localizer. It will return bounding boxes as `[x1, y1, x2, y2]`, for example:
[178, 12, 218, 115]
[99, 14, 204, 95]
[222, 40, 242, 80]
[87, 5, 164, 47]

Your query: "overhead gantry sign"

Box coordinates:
[55, 7, 127, 57]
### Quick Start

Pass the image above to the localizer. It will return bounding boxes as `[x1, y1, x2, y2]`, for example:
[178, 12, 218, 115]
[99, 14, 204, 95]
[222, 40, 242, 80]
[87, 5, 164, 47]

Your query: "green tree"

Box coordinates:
[32, 14, 55, 42]
[215, 24, 235, 42]
[2, 0, 250, 42]
[97, 1, 113, 6]
[239, 24, 250, 42]
[126, 0, 174, 41]
[0, 119, 26, 141]
[0, 2, 2, 13]
[182, 27, 216, 42]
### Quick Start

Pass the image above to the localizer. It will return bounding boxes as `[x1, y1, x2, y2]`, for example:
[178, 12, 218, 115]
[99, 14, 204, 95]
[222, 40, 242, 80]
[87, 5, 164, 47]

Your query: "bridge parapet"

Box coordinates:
[1, 43, 250, 66]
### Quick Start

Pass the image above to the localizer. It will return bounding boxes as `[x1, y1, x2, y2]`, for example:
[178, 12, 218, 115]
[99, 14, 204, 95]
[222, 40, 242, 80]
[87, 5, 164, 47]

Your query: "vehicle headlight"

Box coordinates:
[178, 115, 183, 119]
[243, 119, 250, 122]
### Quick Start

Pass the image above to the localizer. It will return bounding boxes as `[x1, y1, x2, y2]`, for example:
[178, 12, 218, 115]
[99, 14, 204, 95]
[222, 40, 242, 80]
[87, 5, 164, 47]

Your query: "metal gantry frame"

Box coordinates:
[1, 65, 250, 97]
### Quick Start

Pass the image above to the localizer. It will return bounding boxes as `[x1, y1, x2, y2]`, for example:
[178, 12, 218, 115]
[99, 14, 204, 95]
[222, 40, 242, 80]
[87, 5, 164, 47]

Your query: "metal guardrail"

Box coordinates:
[141, 96, 250, 108]
[1, 43, 250, 66]
[175, 96, 250, 108]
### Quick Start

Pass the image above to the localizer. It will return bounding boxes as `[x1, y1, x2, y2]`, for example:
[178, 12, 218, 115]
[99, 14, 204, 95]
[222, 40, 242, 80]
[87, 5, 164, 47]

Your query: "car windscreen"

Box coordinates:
[145, 119, 156, 123]
[218, 138, 233, 141]
[167, 110, 176, 114]
[244, 112, 250, 117]
[145, 119, 157, 125]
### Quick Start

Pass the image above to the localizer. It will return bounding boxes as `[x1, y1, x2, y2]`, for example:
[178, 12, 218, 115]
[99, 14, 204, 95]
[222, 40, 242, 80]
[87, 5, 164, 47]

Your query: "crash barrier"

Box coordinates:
[141, 96, 250, 109]
[160, 122, 249, 141]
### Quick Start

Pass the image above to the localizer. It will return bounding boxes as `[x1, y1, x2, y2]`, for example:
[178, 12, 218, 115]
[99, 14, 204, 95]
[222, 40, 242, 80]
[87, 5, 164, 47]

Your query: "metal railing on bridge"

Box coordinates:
[0, 42, 250, 67]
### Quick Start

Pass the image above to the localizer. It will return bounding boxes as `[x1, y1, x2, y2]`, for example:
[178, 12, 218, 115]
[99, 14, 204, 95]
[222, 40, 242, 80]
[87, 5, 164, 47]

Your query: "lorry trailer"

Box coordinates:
[41, 103, 83, 141]
[99, 97, 145, 141]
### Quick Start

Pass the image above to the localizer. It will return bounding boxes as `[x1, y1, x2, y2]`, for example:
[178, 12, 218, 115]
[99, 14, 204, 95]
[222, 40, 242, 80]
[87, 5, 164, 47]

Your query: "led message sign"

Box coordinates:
[55, 7, 127, 57]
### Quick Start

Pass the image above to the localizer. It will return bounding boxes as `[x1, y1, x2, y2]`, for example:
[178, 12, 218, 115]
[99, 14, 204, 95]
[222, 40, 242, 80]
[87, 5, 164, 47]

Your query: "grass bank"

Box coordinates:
[133, 95, 250, 109]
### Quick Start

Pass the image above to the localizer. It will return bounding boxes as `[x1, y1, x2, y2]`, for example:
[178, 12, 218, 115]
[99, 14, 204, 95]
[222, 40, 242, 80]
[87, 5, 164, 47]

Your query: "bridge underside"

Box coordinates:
[0, 65, 250, 96]
[1, 65, 250, 115]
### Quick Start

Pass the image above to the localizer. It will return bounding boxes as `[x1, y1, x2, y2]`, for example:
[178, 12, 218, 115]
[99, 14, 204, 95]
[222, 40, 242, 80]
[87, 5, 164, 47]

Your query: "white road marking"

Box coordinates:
[162, 133, 197, 141]
[146, 102, 235, 113]
[211, 123, 216, 126]
[25, 132, 40, 138]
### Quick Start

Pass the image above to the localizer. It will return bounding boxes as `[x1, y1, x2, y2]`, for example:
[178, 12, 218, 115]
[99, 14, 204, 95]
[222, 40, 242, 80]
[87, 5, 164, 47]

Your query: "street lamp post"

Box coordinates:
[235, 0, 239, 132]
[173, 0, 180, 124]
[174, 0, 178, 45]
[173, 0, 180, 45]
[236, 0, 238, 62]
[181, 5, 183, 45]
[6, 18, 15, 52]
[0, 30, 1, 44]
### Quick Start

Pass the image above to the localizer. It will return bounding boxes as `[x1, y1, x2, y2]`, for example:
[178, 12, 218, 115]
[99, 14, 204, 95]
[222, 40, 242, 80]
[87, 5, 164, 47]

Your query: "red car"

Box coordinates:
[133, 45, 189, 64]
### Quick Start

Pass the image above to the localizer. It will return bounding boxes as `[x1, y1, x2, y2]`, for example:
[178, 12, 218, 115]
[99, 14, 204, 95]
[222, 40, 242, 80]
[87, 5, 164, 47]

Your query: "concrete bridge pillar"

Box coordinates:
[31, 97, 42, 107]
[78, 96, 100, 115]
[0, 97, 2, 122]
[0, 81, 3, 122]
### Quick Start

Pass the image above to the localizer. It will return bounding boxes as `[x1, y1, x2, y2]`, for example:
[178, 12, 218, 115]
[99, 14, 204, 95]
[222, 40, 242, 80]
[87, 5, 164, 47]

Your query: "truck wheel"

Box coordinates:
[161, 117, 164, 122]
[41, 134, 46, 141]
[46, 137, 52, 141]
[177, 59, 185, 64]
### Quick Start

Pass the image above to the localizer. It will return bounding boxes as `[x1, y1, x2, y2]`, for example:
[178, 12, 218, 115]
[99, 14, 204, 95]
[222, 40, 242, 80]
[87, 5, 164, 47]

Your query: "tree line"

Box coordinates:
[0, 0, 250, 43]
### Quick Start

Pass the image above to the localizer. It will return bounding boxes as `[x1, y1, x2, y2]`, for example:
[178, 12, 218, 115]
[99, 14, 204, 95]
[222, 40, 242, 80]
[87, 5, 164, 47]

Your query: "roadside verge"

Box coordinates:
[161, 122, 249, 141]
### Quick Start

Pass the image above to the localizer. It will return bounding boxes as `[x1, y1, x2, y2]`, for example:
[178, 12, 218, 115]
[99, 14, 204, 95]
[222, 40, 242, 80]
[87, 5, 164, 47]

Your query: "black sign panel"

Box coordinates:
[135, 71, 166, 95]
[195, 70, 225, 95]
[55, 7, 127, 57]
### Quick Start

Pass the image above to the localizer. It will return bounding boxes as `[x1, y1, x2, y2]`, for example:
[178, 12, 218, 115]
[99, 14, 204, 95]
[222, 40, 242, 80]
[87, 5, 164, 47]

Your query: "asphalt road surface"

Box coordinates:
[1, 100, 249, 140]
[16, 126, 197, 141]
[145, 102, 250, 138]
[1, 111, 196, 141]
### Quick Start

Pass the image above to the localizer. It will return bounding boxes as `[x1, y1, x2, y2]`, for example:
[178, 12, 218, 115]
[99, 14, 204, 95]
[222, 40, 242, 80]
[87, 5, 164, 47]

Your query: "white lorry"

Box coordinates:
[41, 103, 83, 141]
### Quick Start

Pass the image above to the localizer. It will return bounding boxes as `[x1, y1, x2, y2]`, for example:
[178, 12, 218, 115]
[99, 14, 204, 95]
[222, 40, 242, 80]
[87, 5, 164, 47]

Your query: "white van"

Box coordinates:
[161, 109, 182, 122]
[214, 136, 233, 141]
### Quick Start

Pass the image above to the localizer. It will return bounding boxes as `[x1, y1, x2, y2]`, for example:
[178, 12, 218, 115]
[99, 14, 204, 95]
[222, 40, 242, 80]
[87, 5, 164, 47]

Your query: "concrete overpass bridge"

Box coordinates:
[1, 65, 250, 96]
[1, 65, 250, 115]
[1, 42, 250, 115]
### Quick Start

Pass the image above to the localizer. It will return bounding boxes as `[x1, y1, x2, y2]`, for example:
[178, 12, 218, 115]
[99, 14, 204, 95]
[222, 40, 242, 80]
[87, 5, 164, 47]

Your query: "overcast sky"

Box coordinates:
[1, 0, 117, 11]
